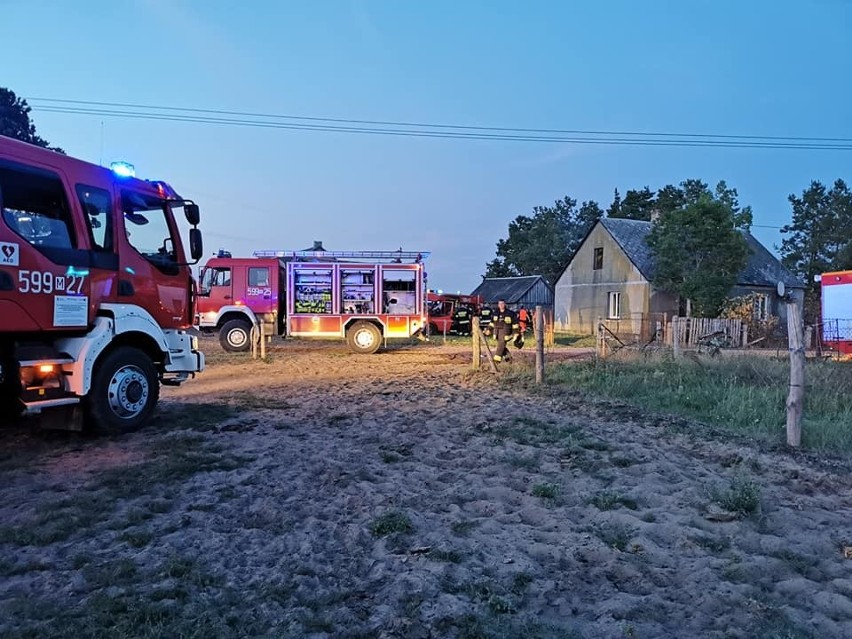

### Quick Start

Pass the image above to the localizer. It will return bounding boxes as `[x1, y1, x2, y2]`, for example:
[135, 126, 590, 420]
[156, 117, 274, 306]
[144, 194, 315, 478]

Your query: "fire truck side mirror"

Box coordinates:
[189, 228, 203, 262]
[185, 203, 201, 226]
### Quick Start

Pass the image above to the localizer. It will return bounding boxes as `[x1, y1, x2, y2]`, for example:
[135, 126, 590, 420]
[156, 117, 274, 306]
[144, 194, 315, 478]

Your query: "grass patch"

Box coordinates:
[369, 511, 413, 537]
[119, 529, 154, 548]
[689, 533, 732, 553]
[95, 433, 252, 500]
[153, 402, 239, 432]
[504, 452, 540, 470]
[548, 355, 852, 452]
[554, 332, 597, 348]
[711, 475, 761, 516]
[490, 416, 582, 447]
[0, 492, 113, 546]
[531, 483, 561, 500]
[591, 521, 637, 551]
[450, 520, 480, 536]
[770, 549, 822, 579]
[429, 549, 464, 563]
[511, 572, 534, 595]
[589, 491, 638, 511]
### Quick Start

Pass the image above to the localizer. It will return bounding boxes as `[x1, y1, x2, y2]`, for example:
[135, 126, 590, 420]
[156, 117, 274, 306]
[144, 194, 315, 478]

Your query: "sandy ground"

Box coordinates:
[1, 338, 852, 638]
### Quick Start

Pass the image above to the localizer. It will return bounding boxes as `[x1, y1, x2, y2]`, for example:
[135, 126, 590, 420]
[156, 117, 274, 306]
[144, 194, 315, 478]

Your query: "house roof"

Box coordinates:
[471, 275, 551, 303]
[599, 217, 805, 289]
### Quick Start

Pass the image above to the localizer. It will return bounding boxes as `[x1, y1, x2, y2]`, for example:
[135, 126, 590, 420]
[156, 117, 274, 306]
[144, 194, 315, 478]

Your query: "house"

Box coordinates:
[554, 218, 805, 334]
[471, 275, 554, 310]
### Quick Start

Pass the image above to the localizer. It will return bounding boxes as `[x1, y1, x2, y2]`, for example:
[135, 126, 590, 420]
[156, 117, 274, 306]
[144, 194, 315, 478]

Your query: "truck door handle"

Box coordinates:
[224, 295, 231, 300]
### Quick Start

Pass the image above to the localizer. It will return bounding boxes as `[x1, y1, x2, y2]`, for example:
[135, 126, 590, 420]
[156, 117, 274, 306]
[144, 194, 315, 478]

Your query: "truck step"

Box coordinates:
[22, 397, 81, 414]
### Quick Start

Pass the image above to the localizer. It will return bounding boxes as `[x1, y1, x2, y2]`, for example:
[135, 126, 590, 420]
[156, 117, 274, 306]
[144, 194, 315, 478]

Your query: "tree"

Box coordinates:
[610, 186, 655, 221]
[485, 196, 603, 285]
[780, 179, 852, 322]
[0, 87, 64, 153]
[646, 196, 749, 316]
[606, 188, 622, 218]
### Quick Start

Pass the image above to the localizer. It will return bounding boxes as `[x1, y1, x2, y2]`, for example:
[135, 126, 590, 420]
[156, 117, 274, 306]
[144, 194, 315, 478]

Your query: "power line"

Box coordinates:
[29, 104, 852, 150]
[28, 96, 852, 144]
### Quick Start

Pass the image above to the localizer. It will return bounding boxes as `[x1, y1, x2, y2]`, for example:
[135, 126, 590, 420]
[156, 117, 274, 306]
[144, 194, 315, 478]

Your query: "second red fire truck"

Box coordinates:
[195, 249, 429, 354]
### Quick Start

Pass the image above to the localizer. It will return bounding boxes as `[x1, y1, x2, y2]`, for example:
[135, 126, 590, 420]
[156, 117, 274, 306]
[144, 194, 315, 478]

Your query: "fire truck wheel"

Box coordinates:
[346, 321, 382, 354]
[87, 346, 159, 435]
[428, 323, 440, 336]
[220, 319, 252, 352]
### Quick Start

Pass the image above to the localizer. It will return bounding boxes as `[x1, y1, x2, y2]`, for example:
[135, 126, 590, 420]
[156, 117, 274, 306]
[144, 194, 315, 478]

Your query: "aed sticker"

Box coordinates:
[54, 295, 88, 327]
[0, 242, 20, 266]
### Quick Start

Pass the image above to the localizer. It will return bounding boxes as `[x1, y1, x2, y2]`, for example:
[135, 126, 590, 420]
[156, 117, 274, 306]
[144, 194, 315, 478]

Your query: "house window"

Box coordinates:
[607, 291, 621, 319]
[754, 294, 769, 321]
[593, 247, 604, 270]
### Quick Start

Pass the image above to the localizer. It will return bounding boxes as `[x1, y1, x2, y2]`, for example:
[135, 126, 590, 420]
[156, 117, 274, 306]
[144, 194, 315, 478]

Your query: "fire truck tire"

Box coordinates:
[220, 319, 252, 352]
[86, 346, 159, 435]
[346, 321, 382, 354]
[428, 323, 440, 336]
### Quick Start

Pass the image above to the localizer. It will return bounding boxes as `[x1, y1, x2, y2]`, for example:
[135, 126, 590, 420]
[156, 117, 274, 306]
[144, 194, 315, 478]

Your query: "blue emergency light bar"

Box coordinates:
[110, 161, 136, 178]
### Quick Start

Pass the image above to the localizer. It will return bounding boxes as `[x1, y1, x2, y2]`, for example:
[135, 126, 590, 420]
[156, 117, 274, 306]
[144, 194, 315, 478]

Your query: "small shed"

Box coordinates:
[471, 276, 554, 310]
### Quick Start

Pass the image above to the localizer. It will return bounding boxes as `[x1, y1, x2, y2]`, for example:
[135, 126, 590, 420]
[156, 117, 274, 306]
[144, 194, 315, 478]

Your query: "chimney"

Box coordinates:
[312, 240, 325, 251]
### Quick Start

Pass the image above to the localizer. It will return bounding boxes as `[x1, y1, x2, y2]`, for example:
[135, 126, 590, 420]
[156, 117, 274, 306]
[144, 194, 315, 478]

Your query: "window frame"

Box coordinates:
[75, 184, 114, 252]
[0, 159, 77, 252]
[607, 291, 621, 319]
[593, 247, 604, 270]
[248, 267, 270, 288]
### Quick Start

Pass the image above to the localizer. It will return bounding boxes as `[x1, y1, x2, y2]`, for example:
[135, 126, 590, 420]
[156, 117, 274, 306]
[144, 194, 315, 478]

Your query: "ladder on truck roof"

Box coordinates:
[252, 249, 430, 263]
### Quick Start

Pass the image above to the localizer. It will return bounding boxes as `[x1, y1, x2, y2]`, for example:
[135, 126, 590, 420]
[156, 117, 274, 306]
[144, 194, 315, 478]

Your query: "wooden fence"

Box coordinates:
[665, 317, 747, 348]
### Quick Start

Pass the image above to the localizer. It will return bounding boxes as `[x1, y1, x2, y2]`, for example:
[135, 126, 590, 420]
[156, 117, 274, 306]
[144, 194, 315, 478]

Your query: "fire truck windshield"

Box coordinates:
[121, 190, 180, 274]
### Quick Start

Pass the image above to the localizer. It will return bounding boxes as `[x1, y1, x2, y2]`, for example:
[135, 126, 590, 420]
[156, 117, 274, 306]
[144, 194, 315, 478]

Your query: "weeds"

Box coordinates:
[591, 521, 637, 551]
[712, 475, 762, 516]
[589, 491, 638, 511]
[429, 549, 464, 563]
[369, 511, 413, 537]
[532, 483, 560, 500]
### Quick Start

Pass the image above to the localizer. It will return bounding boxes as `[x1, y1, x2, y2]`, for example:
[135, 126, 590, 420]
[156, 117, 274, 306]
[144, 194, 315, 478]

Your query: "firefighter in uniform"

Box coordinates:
[488, 299, 519, 363]
[479, 304, 493, 327]
[452, 304, 472, 335]
[518, 305, 530, 334]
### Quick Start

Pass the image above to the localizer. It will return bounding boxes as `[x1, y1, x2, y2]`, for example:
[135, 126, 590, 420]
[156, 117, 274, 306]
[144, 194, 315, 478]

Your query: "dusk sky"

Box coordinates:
[4, 0, 850, 292]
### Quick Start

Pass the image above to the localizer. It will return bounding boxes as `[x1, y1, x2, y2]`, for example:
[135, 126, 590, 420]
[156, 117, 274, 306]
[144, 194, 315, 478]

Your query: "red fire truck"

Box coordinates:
[426, 292, 483, 335]
[818, 270, 852, 355]
[0, 136, 204, 433]
[196, 249, 428, 354]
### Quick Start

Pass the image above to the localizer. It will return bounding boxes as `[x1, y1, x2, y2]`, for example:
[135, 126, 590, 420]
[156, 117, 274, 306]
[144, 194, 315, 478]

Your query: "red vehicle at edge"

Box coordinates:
[819, 270, 852, 356]
[0, 136, 204, 433]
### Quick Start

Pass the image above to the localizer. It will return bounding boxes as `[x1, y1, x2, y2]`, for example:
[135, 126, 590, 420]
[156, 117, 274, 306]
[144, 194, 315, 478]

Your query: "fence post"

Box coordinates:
[786, 302, 805, 447]
[535, 305, 544, 384]
[673, 317, 681, 358]
[472, 317, 481, 370]
[596, 322, 605, 359]
[260, 320, 267, 360]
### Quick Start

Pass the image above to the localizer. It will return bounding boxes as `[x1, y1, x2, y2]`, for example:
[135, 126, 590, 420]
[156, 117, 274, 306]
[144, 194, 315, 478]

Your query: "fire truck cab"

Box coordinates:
[0, 136, 204, 433]
[196, 249, 429, 354]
